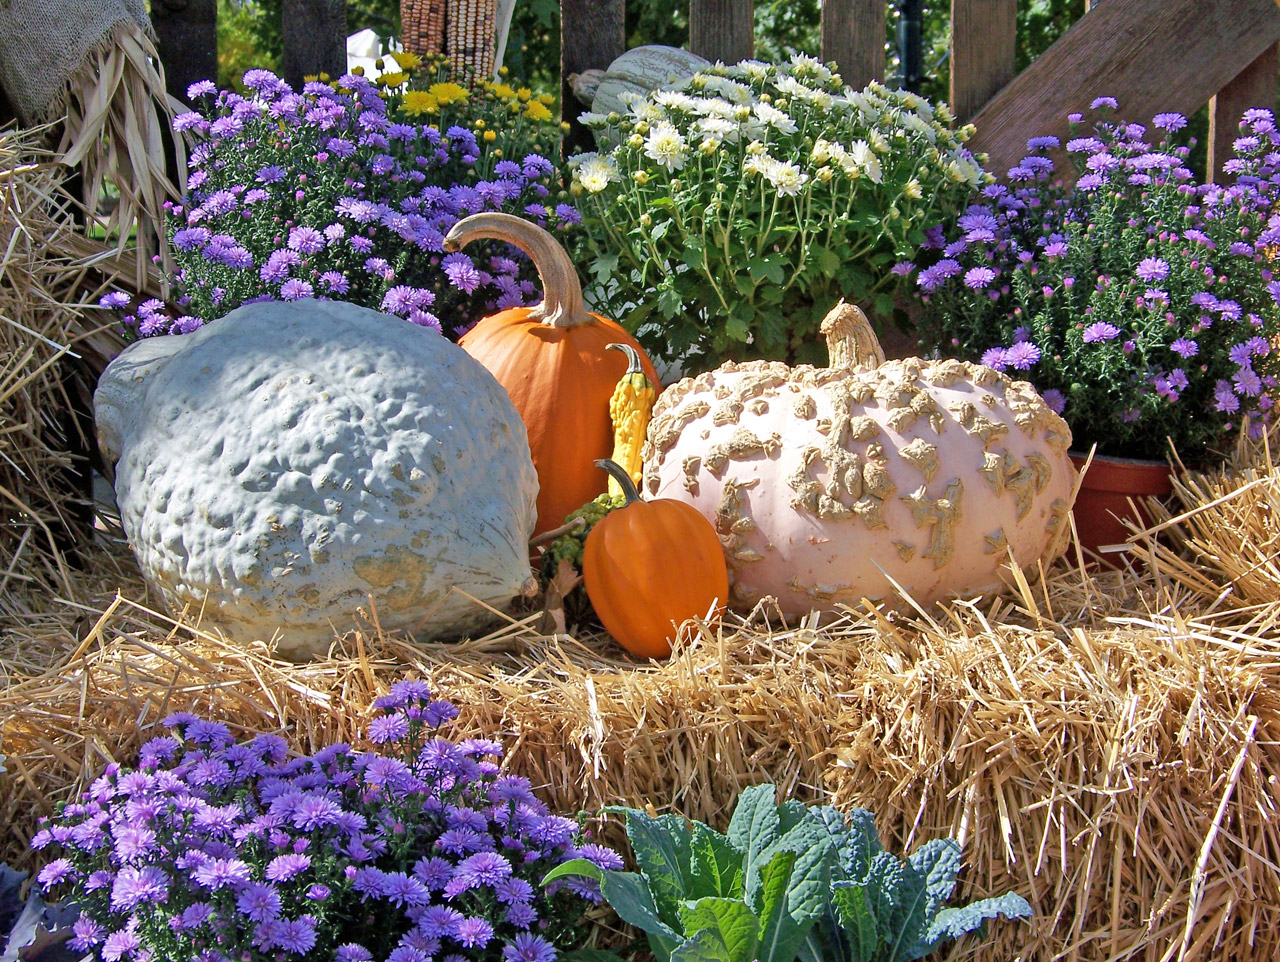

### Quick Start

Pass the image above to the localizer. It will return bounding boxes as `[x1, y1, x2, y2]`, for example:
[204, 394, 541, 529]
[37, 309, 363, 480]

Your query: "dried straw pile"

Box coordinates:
[0, 127, 129, 601]
[5, 457, 1280, 962]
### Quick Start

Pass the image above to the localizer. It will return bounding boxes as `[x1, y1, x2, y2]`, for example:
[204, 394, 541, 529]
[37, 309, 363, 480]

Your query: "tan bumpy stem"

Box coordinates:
[443, 212, 589, 328]
[820, 300, 886, 370]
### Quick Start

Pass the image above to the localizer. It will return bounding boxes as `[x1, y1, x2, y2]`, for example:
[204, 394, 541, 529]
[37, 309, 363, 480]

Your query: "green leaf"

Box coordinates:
[541, 857, 602, 887]
[682, 241, 705, 273]
[724, 315, 751, 343]
[755, 812, 837, 926]
[753, 851, 815, 962]
[651, 219, 672, 242]
[670, 928, 734, 962]
[907, 839, 961, 911]
[658, 287, 684, 319]
[734, 274, 756, 297]
[912, 893, 1032, 961]
[678, 897, 761, 962]
[830, 883, 880, 962]
[590, 252, 620, 283]
[727, 784, 780, 901]
[599, 870, 683, 962]
[833, 809, 883, 883]
[689, 824, 745, 900]
[872, 293, 894, 318]
[623, 810, 695, 928]
[812, 244, 841, 279]
[748, 257, 786, 286]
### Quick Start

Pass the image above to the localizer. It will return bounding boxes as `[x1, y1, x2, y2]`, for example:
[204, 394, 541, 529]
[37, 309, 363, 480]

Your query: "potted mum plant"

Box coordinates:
[567, 55, 989, 372]
[913, 99, 1280, 554]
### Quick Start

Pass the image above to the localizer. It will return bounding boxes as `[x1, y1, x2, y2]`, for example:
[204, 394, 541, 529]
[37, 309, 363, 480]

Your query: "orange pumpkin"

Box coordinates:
[443, 213, 661, 536]
[583, 459, 729, 659]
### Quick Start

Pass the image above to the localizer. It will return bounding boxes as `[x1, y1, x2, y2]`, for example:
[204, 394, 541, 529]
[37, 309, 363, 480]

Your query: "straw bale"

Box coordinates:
[6, 429, 1280, 962]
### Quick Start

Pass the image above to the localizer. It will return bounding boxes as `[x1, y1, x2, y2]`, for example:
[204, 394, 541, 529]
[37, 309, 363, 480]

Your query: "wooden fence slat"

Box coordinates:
[560, 0, 625, 156]
[1208, 43, 1280, 181]
[281, 0, 349, 89]
[820, 0, 885, 91]
[969, 0, 1280, 176]
[152, 0, 218, 105]
[689, 0, 754, 65]
[949, 0, 1017, 122]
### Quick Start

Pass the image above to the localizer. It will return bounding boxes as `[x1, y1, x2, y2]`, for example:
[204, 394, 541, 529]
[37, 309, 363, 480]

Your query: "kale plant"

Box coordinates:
[545, 783, 1029, 962]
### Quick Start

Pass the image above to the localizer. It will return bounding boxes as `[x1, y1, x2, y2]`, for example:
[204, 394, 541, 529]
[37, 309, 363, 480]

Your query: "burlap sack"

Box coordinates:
[0, 0, 151, 123]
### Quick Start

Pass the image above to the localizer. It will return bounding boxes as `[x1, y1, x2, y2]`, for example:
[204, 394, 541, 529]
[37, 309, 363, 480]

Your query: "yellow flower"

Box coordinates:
[488, 82, 517, 100]
[352, 65, 365, 76]
[483, 130, 496, 142]
[560, 121, 571, 132]
[474, 119, 486, 129]
[516, 87, 532, 102]
[538, 93, 554, 106]
[524, 101, 552, 122]
[304, 74, 319, 83]
[379, 71, 409, 88]
[402, 90, 438, 115]
[395, 51, 422, 70]
[428, 82, 469, 106]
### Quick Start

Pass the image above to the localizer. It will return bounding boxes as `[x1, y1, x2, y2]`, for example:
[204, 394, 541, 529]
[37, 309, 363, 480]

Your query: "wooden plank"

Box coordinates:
[969, 0, 1280, 176]
[1208, 43, 1280, 181]
[561, 0, 625, 156]
[689, 0, 754, 65]
[949, 0, 1017, 122]
[152, 0, 218, 105]
[281, 0, 349, 89]
[820, 0, 885, 90]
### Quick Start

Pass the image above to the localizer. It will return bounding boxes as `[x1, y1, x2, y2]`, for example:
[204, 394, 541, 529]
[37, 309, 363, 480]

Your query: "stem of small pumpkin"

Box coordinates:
[820, 300, 886, 371]
[442, 212, 589, 329]
[605, 341, 643, 373]
[595, 459, 642, 506]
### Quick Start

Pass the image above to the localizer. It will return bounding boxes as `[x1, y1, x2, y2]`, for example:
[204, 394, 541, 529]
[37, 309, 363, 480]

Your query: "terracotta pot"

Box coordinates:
[1069, 452, 1174, 563]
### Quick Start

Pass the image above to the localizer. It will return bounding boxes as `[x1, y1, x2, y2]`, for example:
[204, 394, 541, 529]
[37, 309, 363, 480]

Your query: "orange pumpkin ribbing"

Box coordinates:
[583, 459, 728, 659]
[459, 311, 659, 535]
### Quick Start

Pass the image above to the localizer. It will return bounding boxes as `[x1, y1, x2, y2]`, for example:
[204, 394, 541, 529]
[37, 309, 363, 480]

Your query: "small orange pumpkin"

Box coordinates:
[444, 213, 661, 536]
[583, 459, 729, 659]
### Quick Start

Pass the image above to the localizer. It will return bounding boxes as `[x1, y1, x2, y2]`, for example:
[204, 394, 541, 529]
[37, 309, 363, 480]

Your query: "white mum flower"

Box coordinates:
[577, 111, 610, 128]
[788, 53, 832, 83]
[704, 76, 754, 104]
[644, 122, 689, 172]
[576, 154, 620, 193]
[849, 140, 883, 183]
[903, 178, 923, 200]
[901, 111, 936, 142]
[753, 101, 798, 134]
[652, 91, 699, 112]
[772, 74, 811, 99]
[690, 96, 737, 118]
[630, 100, 669, 124]
[811, 138, 833, 164]
[763, 158, 809, 196]
[736, 60, 772, 82]
[696, 116, 737, 143]
[869, 129, 890, 153]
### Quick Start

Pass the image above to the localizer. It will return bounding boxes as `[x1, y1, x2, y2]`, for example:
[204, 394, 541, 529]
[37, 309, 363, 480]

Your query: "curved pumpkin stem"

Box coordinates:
[596, 459, 642, 506]
[443, 212, 589, 329]
[606, 341, 644, 373]
[820, 300, 885, 371]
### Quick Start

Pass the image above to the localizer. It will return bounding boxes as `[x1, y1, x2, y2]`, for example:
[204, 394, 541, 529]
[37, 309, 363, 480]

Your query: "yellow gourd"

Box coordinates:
[606, 343, 657, 499]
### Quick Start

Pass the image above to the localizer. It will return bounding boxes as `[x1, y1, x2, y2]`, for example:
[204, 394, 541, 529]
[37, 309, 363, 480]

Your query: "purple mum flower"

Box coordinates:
[455, 917, 494, 949]
[980, 347, 1009, 371]
[1090, 96, 1119, 110]
[504, 933, 558, 962]
[236, 882, 283, 923]
[1170, 338, 1199, 358]
[265, 852, 312, 882]
[443, 252, 482, 293]
[1041, 389, 1066, 415]
[369, 713, 411, 743]
[1135, 257, 1169, 282]
[110, 865, 169, 911]
[1005, 341, 1042, 370]
[280, 278, 314, 301]
[1083, 321, 1121, 343]
[964, 266, 997, 289]
[288, 226, 325, 253]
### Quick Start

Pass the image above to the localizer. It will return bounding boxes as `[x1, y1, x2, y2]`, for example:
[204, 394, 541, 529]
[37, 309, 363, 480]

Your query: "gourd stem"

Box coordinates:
[606, 342, 644, 374]
[596, 458, 642, 506]
[443, 212, 589, 329]
[820, 300, 885, 371]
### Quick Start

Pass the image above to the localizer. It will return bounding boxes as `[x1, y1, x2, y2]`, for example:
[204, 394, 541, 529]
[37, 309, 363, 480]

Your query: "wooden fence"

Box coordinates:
[152, 0, 1280, 178]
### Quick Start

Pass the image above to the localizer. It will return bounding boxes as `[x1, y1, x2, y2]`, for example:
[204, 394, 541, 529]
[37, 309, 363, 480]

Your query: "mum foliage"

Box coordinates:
[110, 63, 577, 339]
[570, 55, 987, 371]
[32, 681, 620, 962]
[914, 101, 1280, 462]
